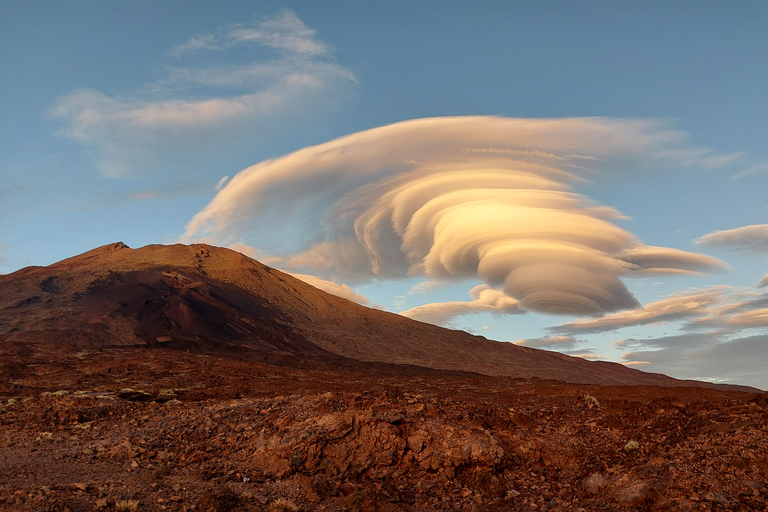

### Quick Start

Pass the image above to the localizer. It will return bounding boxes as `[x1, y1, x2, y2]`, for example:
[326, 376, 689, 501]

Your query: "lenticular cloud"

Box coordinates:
[183, 116, 726, 315]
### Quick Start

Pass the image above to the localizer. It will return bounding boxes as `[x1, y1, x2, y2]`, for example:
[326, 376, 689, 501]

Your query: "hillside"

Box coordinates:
[0, 242, 757, 391]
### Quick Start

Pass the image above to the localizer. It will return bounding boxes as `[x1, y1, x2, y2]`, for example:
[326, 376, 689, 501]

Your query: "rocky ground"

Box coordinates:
[1, 343, 767, 512]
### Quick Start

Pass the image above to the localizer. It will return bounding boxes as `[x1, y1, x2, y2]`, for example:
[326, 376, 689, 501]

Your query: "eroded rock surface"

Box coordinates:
[1, 345, 766, 511]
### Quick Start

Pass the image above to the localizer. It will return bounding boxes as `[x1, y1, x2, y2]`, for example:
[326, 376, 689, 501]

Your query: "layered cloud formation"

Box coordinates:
[49, 10, 355, 177]
[544, 284, 768, 388]
[552, 287, 733, 334]
[184, 116, 728, 317]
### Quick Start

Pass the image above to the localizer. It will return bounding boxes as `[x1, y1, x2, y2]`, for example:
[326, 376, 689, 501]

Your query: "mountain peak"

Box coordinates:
[0, 243, 759, 391]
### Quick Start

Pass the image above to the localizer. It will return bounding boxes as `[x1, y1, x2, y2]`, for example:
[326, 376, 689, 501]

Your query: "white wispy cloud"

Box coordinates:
[48, 10, 356, 177]
[407, 280, 451, 296]
[514, 335, 583, 351]
[183, 116, 729, 318]
[168, 33, 220, 57]
[215, 176, 230, 191]
[228, 10, 330, 55]
[729, 160, 768, 181]
[695, 224, 768, 256]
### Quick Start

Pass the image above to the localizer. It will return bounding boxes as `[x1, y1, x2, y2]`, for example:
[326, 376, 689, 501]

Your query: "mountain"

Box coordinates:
[0, 242, 755, 390]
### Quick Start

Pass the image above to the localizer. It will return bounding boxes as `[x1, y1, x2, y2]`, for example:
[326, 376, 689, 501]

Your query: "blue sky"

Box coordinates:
[1, 1, 767, 388]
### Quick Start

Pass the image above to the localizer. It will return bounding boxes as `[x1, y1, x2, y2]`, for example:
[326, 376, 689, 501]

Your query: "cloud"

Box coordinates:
[215, 176, 230, 191]
[695, 224, 768, 256]
[48, 10, 356, 177]
[225, 242, 283, 267]
[407, 280, 451, 296]
[514, 335, 583, 351]
[286, 272, 369, 305]
[687, 296, 768, 329]
[553, 287, 732, 334]
[228, 10, 329, 55]
[400, 284, 522, 326]
[618, 245, 727, 276]
[224, 241, 369, 305]
[759, 273, 768, 288]
[168, 33, 219, 57]
[183, 116, 728, 317]
[729, 160, 768, 181]
[554, 285, 768, 336]
[107, 180, 211, 203]
[620, 333, 768, 390]
[616, 331, 725, 351]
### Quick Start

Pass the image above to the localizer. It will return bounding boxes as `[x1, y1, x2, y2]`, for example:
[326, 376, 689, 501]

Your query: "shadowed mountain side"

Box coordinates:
[0, 242, 757, 391]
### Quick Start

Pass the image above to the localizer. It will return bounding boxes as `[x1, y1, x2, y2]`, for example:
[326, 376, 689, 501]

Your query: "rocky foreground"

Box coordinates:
[1, 344, 766, 512]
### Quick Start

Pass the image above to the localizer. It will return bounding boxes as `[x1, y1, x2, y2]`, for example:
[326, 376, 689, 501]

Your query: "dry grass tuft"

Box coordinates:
[115, 499, 139, 512]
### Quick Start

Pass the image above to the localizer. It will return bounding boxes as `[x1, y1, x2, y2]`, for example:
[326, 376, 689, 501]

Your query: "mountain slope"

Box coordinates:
[0, 242, 754, 390]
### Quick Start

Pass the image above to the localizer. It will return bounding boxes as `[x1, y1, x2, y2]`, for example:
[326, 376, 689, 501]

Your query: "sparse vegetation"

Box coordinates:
[624, 439, 640, 453]
[115, 499, 139, 512]
[269, 497, 298, 512]
[582, 394, 600, 409]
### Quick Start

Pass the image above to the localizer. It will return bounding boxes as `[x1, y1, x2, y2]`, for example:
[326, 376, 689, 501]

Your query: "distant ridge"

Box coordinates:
[0, 242, 759, 392]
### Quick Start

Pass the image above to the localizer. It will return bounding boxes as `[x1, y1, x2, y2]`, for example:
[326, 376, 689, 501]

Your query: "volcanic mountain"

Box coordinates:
[0, 242, 752, 390]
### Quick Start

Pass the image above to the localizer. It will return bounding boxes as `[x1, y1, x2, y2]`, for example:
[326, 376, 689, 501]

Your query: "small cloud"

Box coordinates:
[228, 10, 330, 55]
[287, 272, 369, 305]
[215, 176, 230, 191]
[226, 242, 283, 266]
[168, 33, 219, 57]
[400, 285, 523, 326]
[515, 335, 583, 351]
[619, 245, 728, 275]
[729, 160, 768, 181]
[109, 180, 210, 203]
[408, 280, 450, 295]
[695, 224, 768, 256]
[566, 349, 609, 360]
[226, 241, 369, 305]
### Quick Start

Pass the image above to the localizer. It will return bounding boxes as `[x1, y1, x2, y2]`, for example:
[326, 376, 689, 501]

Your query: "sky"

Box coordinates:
[1, 1, 767, 389]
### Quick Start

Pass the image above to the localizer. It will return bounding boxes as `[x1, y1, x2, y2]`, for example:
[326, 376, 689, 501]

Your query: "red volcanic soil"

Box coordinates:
[1, 343, 766, 512]
[1, 243, 766, 511]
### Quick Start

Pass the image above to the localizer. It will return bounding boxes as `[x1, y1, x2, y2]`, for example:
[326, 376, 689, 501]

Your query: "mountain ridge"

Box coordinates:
[0, 242, 758, 392]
